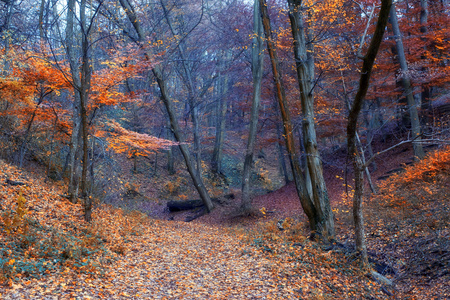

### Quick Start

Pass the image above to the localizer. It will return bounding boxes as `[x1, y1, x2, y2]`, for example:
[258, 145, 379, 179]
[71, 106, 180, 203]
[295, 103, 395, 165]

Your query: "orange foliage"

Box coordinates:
[90, 44, 154, 109]
[376, 146, 450, 208]
[99, 121, 178, 157]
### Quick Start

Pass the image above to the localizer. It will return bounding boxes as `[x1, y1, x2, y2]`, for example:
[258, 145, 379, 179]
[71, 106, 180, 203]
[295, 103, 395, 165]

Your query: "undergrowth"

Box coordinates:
[0, 193, 112, 284]
[236, 218, 388, 299]
[364, 146, 450, 297]
[0, 160, 150, 285]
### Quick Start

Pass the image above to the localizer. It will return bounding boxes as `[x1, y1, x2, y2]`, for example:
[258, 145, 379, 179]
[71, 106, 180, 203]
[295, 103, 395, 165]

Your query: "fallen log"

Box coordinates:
[167, 193, 235, 212]
[167, 199, 204, 212]
[5, 179, 26, 186]
[185, 207, 207, 222]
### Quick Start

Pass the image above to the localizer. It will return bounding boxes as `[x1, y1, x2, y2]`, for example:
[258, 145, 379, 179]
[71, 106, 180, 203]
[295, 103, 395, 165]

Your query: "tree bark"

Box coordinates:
[389, 4, 425, 160]
[347, 0, 393, 265]
[80, 0, 92, 222]
[240, 0, 265, 212]
[118, 0, 214, 212]
[341, 75, 376, 194]
[65, 0, 82, 203]
[276, 120, 290, 183]
[287, 0, 334, 238]
[259, 0, 317, 233]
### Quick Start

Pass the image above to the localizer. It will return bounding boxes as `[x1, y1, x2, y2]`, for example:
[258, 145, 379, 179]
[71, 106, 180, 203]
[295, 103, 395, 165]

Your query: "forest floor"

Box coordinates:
[0, 143, 449, 299]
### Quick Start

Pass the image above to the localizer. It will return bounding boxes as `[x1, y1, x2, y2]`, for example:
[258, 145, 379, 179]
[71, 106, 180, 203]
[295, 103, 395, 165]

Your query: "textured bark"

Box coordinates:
[276, 120, 290, 183]
[347, 0, 393, 265]
[241, 0, 265, 212]
[80, 0, 92, 221]
[259, 0, 317, 232]
[287, 0, 334, 238]
[390, 4, 425, 160]
[119, 0, 214, 212]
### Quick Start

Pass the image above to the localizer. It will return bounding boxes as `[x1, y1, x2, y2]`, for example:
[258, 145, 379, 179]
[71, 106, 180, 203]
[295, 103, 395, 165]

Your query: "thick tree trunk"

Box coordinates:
[119, 0, 214, 212]
[276, 121, 290, 183]
[241, 0, 265, 212]
[389, 5, 425, 160]
[80, 2, 92, 221]
[298, 126, 313, 197]
[347, 0, 392, 265]
[259, 0, 317, 232]
[287, 0, 334, 238]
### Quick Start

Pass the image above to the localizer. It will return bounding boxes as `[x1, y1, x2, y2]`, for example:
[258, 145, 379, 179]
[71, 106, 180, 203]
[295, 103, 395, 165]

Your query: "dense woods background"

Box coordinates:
[0, 0, 449, 298]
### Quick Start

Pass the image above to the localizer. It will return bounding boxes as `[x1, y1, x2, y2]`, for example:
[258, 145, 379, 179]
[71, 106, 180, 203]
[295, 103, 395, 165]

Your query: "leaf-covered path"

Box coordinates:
[93, 222, 298, 299]
[2, 217, 303, 299]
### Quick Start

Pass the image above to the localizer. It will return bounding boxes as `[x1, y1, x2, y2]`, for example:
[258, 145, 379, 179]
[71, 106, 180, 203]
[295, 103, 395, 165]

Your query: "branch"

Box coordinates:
[364, 135, 422, 168]
[357, 4, 376, 59]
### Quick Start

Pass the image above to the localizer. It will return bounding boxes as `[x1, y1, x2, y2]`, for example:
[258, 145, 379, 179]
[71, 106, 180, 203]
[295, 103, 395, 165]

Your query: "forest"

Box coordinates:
[0, 0, 449, 298]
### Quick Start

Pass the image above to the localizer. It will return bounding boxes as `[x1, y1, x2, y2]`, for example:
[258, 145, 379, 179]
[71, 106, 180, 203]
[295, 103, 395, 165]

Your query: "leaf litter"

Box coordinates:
[1, 147, 449, 299]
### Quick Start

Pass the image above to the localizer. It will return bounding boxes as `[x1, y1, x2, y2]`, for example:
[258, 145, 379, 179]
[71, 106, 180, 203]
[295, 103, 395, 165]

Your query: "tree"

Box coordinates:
[389, 3, 425, 159]
[240, 0, 265, 213]
[259, 0, 333, 238]
[118, 0, 214, 212]
[287, 0, 334, 238]
[64, 0, 103, 221]
[347, 0, 393, 265]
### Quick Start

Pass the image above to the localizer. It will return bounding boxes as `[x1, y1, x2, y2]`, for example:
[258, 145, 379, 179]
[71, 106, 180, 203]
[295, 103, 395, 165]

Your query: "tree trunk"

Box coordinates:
[211, 78, 228, 173]
[298, 126, 313, 197]
[341, 75, 376, 194]
[17, 95, 45, 167]
[287, 0, 334, 238]
[2, 0, 14, 75]
[66, 0, 82, 203]
[118, 0, 214, 212]
[161, 1, 202, 172]
[389, 4, 425, 159]
[276, 120, 290, 183]
[347, 0, 392, 265]
[240, 0, 265, 213]
[80, 0, 92, 221]
[419, 0, 430, 119]
[259, 0, 317, 233]
[212, 54, 230, 174]
[166, 119, 175, 175]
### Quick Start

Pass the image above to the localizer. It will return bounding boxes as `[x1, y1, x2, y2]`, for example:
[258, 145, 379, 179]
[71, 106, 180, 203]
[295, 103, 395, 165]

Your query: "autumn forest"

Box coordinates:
[0, 0, 449, 298]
